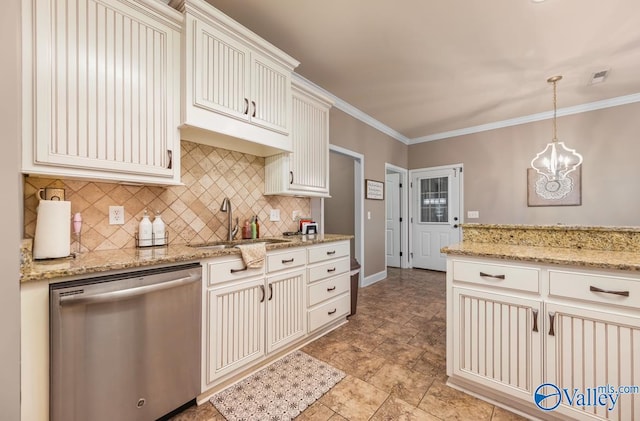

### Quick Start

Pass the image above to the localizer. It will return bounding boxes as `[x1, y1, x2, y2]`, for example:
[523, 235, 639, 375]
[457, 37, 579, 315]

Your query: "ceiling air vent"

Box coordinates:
[590, 69, 610, 84]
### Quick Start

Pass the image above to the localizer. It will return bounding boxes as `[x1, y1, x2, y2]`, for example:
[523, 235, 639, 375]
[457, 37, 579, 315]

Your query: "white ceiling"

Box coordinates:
[203, 0, 640, 143]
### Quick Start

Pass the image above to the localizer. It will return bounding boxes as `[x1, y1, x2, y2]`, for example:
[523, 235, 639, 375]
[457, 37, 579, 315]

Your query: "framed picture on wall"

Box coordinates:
[365, 179, 384, 200]
[527, 167, 582, 206]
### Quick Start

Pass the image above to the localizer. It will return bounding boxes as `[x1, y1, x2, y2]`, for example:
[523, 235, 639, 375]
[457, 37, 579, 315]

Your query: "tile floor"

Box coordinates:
[170, 268, 527, 420]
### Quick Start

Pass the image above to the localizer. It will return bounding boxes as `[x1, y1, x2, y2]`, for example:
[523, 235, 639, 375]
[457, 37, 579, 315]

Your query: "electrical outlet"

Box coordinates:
[109, 206, 125, 225]
[467, 210, 480, 219]
[270, 209, 280, 222]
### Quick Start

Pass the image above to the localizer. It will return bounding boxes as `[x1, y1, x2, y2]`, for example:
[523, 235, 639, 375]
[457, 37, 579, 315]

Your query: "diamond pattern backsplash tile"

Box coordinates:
[23, 141, 310, 252]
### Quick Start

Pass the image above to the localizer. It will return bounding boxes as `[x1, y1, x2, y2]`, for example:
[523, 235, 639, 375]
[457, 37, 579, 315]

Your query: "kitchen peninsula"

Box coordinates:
[443, 224, 640, 421]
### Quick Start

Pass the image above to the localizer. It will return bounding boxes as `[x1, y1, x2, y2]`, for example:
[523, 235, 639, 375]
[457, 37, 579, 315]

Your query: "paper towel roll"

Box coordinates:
[33, 200, 71, 259]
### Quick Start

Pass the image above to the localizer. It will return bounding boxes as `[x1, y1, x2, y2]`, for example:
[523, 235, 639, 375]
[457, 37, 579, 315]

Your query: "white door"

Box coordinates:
[411, 167, 462, 271]
[386, 173, 401, 267]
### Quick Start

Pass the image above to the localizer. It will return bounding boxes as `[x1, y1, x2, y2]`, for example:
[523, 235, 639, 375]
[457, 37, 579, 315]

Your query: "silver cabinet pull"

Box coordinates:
[479, 272, 505, 280]
[327, 286, 336, 292]
[281, 258, 295, 264]
[590, 285, 629, 297]
[328, 308, 337, 315]
[548, 312, 555, 336]
[260, 285, 265, 303]
[532, 309, 539, 333]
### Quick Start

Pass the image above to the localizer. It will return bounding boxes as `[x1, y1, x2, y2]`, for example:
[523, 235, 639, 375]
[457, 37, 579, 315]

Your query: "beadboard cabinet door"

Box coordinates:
[452, 287, 543, 402]
[22, 0, 182, 184]
[180, 0, 298, 156]
[266, 269, 306, 354]
[545, 302, 640, 420]
[206, 277, 266, 384]
[264, 80, 332, 197]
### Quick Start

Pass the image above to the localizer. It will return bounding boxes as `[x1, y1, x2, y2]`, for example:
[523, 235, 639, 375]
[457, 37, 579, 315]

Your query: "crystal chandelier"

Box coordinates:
[530, 76, 583, 181]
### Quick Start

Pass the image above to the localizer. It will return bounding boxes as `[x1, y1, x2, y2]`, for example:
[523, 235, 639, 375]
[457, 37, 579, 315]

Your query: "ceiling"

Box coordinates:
[202, 0, 640, 143]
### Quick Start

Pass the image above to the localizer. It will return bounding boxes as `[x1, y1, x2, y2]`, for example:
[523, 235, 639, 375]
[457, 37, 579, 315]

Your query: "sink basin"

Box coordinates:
[190, 238, 291, 250]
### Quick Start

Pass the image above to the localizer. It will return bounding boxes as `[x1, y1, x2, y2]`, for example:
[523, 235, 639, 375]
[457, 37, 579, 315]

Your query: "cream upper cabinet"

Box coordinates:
[264, 79, 333, 197]
[178, 0, 299, 157]
[22, 0, 182, 185]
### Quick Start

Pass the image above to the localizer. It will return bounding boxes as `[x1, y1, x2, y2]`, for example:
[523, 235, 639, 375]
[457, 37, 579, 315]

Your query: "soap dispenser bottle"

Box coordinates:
[138, 209, 153, 247]
[242, 220, 252, 239]
[152, 210, 166, 246]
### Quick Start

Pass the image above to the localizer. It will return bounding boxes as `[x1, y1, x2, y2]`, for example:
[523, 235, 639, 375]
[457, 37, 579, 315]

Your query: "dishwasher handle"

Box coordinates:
[58, 274, 201, 307]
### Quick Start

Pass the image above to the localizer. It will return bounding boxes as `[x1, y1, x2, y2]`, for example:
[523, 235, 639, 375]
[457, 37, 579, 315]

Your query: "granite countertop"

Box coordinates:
[442, 242, 640, 272]
[442, 224, 640, 272]
[21, 234, 352, 283]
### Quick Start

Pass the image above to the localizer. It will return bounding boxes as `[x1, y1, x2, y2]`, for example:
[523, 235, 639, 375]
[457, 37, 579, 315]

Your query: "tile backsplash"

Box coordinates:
[23, 141, 310, 252]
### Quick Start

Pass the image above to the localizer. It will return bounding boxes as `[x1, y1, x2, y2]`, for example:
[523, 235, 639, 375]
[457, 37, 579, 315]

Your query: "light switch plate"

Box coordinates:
[270, 209, 280, 222]
[467, 210, 480, 219]
[109, 206, 125, 225]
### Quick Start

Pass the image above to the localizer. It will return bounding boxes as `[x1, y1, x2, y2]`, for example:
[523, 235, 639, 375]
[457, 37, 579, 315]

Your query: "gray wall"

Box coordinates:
[409, 102, 640, 226]
[329, 109, 408, 277]
[1, 0, 23, 417]
[325, 151, 356, 257]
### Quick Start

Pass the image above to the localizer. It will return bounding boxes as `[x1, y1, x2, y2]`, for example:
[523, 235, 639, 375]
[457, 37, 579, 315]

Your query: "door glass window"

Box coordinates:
[420, 177, 448, 223]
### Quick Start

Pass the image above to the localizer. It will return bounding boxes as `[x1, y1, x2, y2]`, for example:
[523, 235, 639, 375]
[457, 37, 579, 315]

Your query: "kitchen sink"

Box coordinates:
[190, 238, 291, 250]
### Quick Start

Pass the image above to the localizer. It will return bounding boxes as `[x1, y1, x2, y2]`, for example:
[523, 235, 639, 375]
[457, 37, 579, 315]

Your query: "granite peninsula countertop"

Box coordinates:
[21, 234, 352, 283]
[442, 224, 640, 272]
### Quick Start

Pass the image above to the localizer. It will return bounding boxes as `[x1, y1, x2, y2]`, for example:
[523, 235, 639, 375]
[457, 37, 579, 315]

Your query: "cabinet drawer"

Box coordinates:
[266, 248, 306, 273]
[308, 257, 350, 283]
[308, 273, 350, 307]
[549, 270, 640, 309]
[206, 258, 264, 286]
[452, 260, 539, 293]
[308, 242, 349, 264]
[308, 293, 350, 333]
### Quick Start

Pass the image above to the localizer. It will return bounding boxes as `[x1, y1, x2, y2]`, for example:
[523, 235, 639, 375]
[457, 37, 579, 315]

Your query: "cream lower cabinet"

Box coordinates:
[448, 257, 640, 420]
[306, 241, 351, 332]
[203, 248, 308, 391]
[22, 0, 182, 185]
[545, 268, 640, 420]
[204, 257, 266, 386]
[452, 287, 543, 401]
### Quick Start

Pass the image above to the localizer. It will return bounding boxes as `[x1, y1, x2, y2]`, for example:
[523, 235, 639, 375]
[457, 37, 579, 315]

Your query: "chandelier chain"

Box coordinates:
[552, 79, 558, 142]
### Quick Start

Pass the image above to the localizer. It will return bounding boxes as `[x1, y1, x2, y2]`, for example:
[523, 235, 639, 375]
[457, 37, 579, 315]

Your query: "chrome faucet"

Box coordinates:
[219, 197, 239, 241]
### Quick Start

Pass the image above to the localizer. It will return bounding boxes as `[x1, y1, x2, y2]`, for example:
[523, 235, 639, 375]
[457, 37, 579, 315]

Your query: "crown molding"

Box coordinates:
[292, 73, 640, 147]
[291, 73, 411, 145]
[410, 92, 640, 144]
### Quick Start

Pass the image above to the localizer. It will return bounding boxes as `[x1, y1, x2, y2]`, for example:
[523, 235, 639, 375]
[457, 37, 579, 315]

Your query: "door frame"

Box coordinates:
[409, 163, 464, 269]
[313, 144, 365, 280]
[385, 163, 410, 268]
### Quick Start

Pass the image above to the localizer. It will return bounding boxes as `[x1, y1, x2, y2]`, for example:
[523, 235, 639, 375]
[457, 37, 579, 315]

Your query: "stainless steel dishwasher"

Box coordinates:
[50, 263, 202, 421]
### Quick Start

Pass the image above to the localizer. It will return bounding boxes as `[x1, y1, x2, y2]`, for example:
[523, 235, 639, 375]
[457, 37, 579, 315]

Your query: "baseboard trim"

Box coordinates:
[361, 270, 387, 287]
